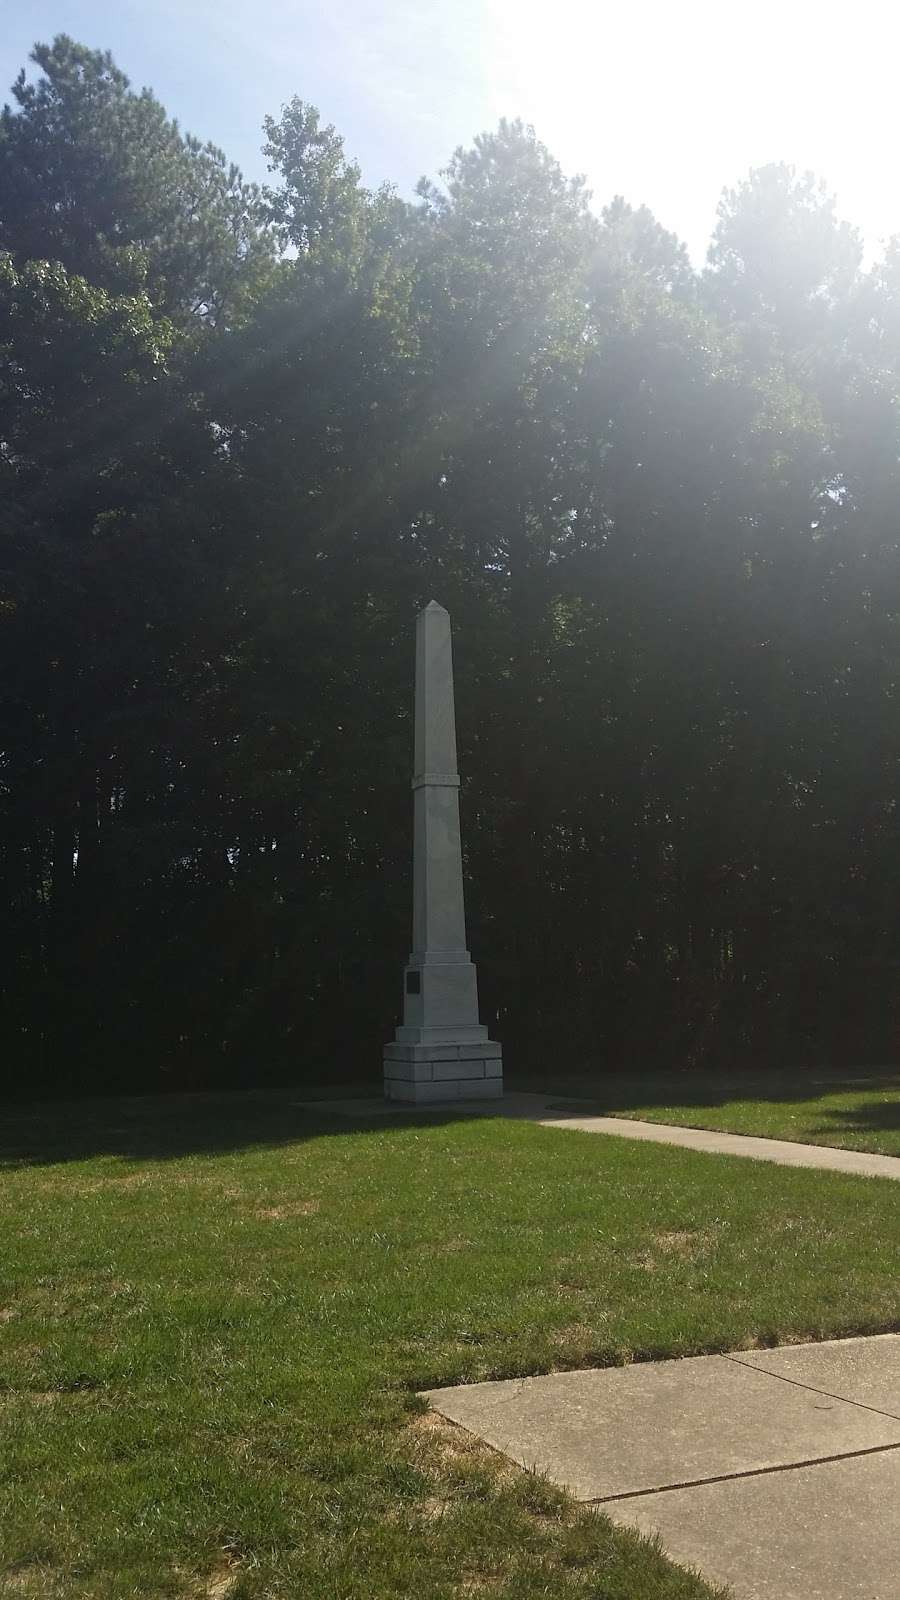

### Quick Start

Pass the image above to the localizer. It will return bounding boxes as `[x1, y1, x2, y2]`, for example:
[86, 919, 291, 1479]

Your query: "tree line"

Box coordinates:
[2, 36, 899, 1097]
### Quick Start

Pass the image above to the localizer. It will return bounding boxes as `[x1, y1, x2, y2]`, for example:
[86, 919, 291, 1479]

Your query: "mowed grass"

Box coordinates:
[1, 1093, 898, 1599]
[522, 1068, 900, 1156]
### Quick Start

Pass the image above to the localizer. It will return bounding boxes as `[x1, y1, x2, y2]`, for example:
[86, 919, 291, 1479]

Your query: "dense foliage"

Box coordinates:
[2, 36, 899, 1096]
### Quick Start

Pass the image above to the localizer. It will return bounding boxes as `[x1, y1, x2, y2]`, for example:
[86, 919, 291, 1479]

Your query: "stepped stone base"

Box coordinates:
[384, 1039, 503, 1103]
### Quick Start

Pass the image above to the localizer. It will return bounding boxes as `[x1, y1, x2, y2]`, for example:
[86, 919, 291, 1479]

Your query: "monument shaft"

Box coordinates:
[383, 602, 503, 1102]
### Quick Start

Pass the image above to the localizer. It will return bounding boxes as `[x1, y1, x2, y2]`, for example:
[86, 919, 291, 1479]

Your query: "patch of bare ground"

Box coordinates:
[57, 1171, 154, 1194]
[730, 1328, 827, 1352]
[0, 1562, 57, 1596]
[189, 1556, 243, 1599]
[408, 1409, 507, 1474]
[59, 1168, 255, 1197]
[419, 1494, 450, 1521]
[383, 1491, 451, 1525]
[253, 1200, 319, 1220]
[1, 1341, 46, 1363]
[9, 1280, 134, 1325]
[548, 1320, 604, 1351]
[0, 1385, 102, 1410]
[634, 1228, 714, 1270]
[655, 1229, 704, 1254]
[406, 1414, 560, 1510]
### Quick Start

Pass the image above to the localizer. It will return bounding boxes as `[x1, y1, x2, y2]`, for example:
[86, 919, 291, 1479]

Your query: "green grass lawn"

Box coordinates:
[1, 1092, 898, 1599]
[519, 1068, 900, 1156]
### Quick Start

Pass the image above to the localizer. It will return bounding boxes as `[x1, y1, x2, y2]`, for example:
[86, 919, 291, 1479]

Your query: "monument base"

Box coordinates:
[383, 1038, 503, 1104]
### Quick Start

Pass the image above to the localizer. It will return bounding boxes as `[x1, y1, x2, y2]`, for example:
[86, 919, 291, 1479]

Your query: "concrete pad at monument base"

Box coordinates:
[423, 1335, 900, 1599]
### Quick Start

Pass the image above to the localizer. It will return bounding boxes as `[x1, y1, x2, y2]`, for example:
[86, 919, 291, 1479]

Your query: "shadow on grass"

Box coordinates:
[523, 1065, 900, 1140]
[818, 1097, 900, 1140]
[3, 1067, 898, 1169]
[531, 1062, 896, 1113]
[0, 1085, 465, 1170]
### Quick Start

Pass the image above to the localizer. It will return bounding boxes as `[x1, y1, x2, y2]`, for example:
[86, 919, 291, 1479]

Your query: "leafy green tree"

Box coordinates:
[0, 35, 276, 324]
[706, 163, 862, 349]
[0, 248, 226, 1080]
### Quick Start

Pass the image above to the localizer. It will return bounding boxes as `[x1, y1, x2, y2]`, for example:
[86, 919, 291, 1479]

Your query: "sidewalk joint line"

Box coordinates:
[724, 1351, 900, 1423]
[587, 1439, 900, 1505]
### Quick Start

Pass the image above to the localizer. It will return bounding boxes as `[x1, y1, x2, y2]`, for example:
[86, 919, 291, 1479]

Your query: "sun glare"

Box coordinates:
[476, 0, 898, 258]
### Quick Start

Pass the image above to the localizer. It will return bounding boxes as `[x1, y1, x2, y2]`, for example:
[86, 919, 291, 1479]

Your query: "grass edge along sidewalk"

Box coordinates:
[514, 1067, 900, 1157]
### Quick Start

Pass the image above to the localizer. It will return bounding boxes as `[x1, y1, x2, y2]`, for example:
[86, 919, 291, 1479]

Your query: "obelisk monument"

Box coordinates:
[383, 602, 503, 1102]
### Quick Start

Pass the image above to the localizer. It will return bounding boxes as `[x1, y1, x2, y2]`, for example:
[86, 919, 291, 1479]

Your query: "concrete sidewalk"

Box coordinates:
[536, 1109, 900, 1180]
[424, 1334, 900, 1599]
[301, 1091, 900, 1180]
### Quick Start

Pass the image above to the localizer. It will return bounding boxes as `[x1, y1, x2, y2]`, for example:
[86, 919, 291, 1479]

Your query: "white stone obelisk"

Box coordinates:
[383, 602, 503, 1102]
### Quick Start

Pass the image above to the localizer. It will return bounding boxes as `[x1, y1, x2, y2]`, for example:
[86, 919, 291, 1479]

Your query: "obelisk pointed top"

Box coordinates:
[423, 599, 447, 613]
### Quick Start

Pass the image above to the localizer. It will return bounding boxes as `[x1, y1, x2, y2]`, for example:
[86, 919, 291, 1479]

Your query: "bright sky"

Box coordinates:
[2, 0, 897, 262]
